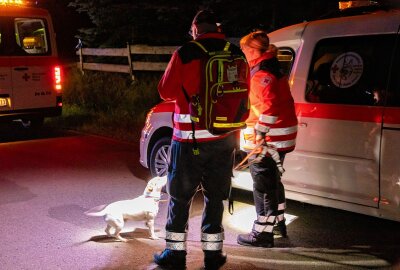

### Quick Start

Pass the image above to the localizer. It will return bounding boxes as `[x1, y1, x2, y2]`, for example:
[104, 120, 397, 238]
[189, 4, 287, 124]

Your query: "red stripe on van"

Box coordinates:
[0, 58, 11, 66]
[295, 103, 383, 123]
[0, 57, 58, 66]
[152, 101, 400, 125]
[384, 107, 400, 124]
[11, 57, 59, 66]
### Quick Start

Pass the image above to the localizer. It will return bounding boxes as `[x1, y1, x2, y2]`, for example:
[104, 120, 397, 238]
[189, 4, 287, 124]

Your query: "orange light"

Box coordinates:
[339, 1, 378, 10]
[54, 66, 62, 92]
[0, 0, 24, 5]
[339, 2, 351, 10]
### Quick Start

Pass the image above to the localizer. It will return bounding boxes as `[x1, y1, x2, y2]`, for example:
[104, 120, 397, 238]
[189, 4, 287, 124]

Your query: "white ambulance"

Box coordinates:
[0, 0, 62, 128]
[139, 5, 400, 222]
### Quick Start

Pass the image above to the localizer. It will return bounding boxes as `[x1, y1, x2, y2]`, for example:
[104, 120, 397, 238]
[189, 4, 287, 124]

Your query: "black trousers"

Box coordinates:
[249, 153, 286, 218]
[166, 135, 235, 234]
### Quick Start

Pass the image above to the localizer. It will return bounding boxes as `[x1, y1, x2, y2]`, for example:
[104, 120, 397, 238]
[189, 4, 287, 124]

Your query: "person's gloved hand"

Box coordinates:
[254, 130, 266, 146]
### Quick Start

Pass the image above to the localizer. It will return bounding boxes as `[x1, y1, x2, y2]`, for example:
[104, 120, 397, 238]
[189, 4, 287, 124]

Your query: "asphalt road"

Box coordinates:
[0, 125, 399, 270]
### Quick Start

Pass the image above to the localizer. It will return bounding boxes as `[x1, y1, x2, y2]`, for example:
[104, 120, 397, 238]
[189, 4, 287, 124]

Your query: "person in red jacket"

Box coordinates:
[237, 31, 298, 247]
[153, 10, 244, 270]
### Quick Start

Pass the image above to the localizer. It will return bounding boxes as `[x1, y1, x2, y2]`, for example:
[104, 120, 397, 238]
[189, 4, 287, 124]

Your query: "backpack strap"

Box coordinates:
[182, 86, 200, 155]
[190, 40, 231, 55]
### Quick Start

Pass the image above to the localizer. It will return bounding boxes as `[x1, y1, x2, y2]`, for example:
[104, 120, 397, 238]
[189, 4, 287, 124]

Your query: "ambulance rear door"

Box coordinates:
[10, 15, 58, 111]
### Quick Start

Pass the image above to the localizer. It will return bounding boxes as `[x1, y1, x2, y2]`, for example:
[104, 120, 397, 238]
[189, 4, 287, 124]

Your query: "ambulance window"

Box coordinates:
[386, 37, 400, 107]
[277, 48, 294, 76]
[305, 35, 397, 106]
[14, 18, 49, 55]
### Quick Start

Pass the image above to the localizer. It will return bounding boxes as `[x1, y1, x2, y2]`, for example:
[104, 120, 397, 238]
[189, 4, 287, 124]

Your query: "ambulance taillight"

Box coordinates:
[54, 66, 62, 92]
[0, 0, 24, 5]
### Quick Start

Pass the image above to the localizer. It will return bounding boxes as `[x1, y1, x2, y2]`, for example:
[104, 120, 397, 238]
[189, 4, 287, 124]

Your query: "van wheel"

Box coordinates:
[20, 118, 44, 129]
[149, 137, 171, 177]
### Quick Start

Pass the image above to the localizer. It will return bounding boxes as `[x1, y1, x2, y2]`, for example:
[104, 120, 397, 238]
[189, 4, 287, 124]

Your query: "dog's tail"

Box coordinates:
[84, 204, 107, 217]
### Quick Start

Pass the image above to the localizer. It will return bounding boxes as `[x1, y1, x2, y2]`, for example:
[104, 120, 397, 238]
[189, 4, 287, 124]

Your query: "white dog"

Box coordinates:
[85, 176, 167, 242]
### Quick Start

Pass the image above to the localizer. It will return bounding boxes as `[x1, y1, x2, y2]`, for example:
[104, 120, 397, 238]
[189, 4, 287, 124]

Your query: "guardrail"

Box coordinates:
[76, 43, 177, 80]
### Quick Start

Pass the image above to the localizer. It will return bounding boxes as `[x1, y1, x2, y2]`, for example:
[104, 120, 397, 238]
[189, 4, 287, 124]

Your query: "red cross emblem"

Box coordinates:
[22, 73, 31, 81]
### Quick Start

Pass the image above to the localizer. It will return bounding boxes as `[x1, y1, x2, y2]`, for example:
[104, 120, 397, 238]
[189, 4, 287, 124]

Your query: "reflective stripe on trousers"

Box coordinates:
[255, 215, 276, 233]
[201, 232, 224, 251]
[165, 231, 187, 251]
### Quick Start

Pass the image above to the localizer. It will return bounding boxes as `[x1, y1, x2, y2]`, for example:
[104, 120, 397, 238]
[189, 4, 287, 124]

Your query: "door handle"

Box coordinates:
[14, 67, 29, 71]
[299, 122, 308, 128]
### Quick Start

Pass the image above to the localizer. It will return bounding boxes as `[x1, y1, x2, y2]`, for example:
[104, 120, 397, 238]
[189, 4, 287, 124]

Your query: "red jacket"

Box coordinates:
[158, 32, 243, 142]
[244, 52, 298, 153]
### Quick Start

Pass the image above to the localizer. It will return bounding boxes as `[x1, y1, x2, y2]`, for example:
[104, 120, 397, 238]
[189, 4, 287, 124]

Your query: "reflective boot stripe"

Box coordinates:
[254, 223, 274, 233]
[278, 202, 286, 211]
[276, 214, 285, 222]
[277, 202, 286, 222]
[166, 241, 187, 251]
[201, 232, 224, 251]
[165, 231, 187, 241]
[257, 215, 276, 223]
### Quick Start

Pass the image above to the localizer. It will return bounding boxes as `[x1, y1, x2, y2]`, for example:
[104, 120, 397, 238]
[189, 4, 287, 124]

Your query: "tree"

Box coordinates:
[67, 0, 341, 48]
[68, 0, 199, 47]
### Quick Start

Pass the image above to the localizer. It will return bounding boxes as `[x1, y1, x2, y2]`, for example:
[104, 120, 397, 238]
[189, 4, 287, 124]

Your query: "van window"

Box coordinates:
[305, 35, 397, 106]
[277, 48, 294, 77]
[387, 37, 400, 107]
[0, 17, 51, 56]
[15, 18, 49, 55]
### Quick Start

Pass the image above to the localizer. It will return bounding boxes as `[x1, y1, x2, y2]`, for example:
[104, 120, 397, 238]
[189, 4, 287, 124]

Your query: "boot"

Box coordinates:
[237, 230, 274, 247]
[153, 249, 186, 269]
[204, 250, 227, 270]
[273, 219, 287, 238]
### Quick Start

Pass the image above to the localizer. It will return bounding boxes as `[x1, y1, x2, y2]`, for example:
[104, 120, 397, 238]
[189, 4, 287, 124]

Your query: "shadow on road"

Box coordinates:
[0, 121, 74, 143]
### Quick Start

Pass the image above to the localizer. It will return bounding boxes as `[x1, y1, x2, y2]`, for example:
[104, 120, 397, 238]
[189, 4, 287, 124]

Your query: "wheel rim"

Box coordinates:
[154, 144, 170, 176]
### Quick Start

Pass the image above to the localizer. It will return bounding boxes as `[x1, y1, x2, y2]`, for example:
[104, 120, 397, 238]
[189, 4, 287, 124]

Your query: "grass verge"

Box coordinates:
[46, 68, 162, 144]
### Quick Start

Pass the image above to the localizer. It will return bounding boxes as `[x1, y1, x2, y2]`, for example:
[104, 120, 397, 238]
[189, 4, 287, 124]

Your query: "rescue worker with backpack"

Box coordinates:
[237, 31, 298, 248]
[153, 9, 250, 270]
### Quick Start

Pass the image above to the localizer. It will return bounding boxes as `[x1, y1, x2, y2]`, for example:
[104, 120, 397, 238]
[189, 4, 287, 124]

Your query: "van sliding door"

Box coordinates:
[284, 32, 396, 208]
[10, 16, 57, 111]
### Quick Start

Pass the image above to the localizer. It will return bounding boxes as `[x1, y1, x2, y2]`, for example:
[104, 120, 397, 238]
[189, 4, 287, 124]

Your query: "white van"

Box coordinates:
[139, 6, 400, 222]
[0, 1, 62, 128]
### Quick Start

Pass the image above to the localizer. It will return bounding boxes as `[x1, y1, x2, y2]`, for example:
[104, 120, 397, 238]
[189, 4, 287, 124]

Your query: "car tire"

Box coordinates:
[149, 137, 171, 177]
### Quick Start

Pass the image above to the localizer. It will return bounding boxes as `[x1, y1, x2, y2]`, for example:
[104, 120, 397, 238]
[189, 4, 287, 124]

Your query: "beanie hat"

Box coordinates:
[192, 9, 217, 25]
